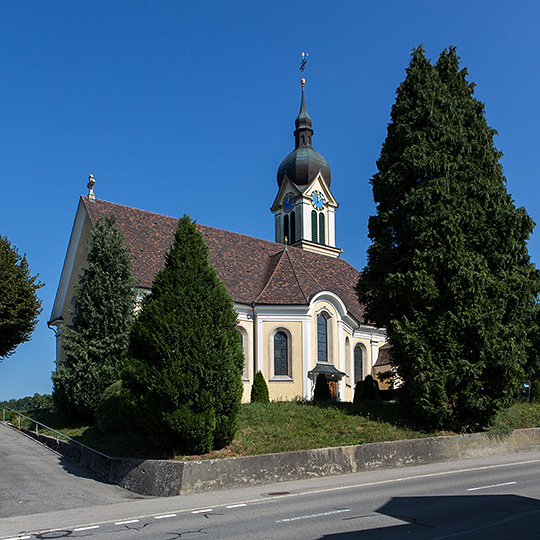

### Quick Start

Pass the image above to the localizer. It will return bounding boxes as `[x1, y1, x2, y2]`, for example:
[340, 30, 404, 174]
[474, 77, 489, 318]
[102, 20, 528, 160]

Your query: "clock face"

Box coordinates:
[312, 191, 324, 210]
[283, 193, 294, 212]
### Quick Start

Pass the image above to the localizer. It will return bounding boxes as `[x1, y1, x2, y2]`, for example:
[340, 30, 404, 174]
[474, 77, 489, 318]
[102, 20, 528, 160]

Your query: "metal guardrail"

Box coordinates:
[1, 406, 112, 460]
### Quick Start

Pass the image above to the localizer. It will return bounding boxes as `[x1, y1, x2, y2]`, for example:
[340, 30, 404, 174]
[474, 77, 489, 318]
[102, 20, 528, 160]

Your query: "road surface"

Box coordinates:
[2, 422, 540, 539]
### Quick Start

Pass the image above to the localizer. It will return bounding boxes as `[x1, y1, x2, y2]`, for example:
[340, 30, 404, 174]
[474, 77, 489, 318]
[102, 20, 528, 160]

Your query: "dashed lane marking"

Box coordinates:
[115, 519, 140, 525]
[276, 508, 352, 523]
[74, 526, 100, 531]
[154, 514, 177, 519]
[467, 481, 517, 492]
[191, 508, 213, 514]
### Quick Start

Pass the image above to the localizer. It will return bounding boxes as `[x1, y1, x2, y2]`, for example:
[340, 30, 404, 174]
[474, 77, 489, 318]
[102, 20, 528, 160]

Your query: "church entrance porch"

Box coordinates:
[308, 362, 346, 401]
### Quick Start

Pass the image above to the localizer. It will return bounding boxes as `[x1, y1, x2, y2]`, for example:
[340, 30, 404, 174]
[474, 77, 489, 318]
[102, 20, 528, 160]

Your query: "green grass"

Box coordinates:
[4, 401, 540, 460]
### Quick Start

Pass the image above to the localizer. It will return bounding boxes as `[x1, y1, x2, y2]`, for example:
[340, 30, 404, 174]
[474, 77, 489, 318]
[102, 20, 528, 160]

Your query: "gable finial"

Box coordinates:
[87, 174, 96, 200]
[299, 52, 308, 86]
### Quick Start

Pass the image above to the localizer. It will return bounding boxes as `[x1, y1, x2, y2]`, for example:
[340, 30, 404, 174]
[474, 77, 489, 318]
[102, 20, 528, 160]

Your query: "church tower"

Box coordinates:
[271, 74, 341, 257]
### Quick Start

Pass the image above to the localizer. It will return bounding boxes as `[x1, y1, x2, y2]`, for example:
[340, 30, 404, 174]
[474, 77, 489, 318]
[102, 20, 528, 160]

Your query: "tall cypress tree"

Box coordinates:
[357, 46, 540, 431]
[52, 213, 136, 421]
[121, 215, 244, 454]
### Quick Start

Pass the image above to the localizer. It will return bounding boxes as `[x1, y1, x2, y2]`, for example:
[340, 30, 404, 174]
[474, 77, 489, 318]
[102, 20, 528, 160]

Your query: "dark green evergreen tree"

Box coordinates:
[313, 373, 331, 402]
[121, 215, 244, 454]
[52, 214, 136, 421]
[0, 236, 42, 360]
[356, 46, 540, 431]
[251, 371, 270, 403]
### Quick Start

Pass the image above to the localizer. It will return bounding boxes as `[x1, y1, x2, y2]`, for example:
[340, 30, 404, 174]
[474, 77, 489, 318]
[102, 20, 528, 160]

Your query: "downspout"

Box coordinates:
[251, 302, 257, 378]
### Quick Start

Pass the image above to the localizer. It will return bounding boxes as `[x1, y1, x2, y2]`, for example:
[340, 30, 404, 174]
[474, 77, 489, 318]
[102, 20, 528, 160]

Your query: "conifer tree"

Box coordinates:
[251, 371, 270, 403]
[0, 236, 42, 360]
[313, 373, 331, 402]
[121, 215, 244, 454]
[357, 46, 540, 431]
[52, 214, 136, 421]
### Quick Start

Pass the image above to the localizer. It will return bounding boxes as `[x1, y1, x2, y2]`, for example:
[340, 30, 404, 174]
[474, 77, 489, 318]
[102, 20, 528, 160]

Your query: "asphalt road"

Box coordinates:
[2, 422, 540, 539]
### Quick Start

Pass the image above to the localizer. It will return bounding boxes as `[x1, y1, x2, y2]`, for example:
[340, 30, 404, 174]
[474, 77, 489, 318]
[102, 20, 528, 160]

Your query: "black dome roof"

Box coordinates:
[277, 80, 331, 188]
[277, 146, 331, 188]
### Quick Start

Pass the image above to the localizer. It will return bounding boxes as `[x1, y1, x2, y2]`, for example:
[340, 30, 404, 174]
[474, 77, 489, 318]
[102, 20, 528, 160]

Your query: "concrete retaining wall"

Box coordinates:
[22, 427, 540, 497]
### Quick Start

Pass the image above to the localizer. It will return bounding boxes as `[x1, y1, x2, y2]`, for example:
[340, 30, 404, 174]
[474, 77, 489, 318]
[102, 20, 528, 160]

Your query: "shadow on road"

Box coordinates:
[318, 494, 540, 539]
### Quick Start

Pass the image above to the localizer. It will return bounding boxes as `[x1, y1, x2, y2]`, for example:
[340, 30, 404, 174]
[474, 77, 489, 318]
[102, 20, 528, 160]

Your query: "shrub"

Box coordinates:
[313, 373, 331, 402]
[353, 376, 381, 402]
[353, 380, 364, 403]
[363, 375, 381, 401]
[531, 380, 540, 404]
[251, 371, 270, 403]
[95, 380, 128, 435]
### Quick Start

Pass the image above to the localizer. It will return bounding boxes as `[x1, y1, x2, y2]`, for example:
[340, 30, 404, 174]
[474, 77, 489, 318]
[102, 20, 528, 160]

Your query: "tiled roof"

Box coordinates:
[82, 196, 365, 323]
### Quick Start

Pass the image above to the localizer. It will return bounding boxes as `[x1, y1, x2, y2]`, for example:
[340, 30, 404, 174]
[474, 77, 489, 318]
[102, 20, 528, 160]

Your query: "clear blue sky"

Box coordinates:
[1, 1, 539, 401]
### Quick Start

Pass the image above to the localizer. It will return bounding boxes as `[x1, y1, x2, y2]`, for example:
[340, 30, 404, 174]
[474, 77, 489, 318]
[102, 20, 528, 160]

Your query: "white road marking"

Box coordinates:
[74, 525, 100, 531]
[115, 519, 140, 525]
[227, 503, 247, 508]
[467, 481, 517, 492]
[277, 508, 351, 523]
[154, 514, 177, 519]
[192, 508, 213, 514]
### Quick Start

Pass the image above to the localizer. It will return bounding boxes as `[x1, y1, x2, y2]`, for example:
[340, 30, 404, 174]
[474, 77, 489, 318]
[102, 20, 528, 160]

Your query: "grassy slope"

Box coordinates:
[6, 401, 540, 460]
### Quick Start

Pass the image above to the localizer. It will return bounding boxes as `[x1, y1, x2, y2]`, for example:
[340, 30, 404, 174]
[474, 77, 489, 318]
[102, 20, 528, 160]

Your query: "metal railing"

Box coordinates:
[1, 406, 112, 460]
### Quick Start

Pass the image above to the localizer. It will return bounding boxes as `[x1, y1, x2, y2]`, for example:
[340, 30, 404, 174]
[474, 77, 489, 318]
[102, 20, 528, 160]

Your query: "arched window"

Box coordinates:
[318, 213, 325, 244]
[317, 314, 328, 363]
[345, 337, 351, 383]
[290, 211, 296, 244]
[238, 327, 249, 380]
[354, 345, 363, 383]
[274, 331, 288, 376]
[311, 210, 317, 242]
[284, 214, 289, 244]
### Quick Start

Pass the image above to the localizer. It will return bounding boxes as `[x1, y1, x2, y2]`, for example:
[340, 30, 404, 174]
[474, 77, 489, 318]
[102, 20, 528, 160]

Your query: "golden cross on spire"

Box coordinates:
[299, 52, 308, 85]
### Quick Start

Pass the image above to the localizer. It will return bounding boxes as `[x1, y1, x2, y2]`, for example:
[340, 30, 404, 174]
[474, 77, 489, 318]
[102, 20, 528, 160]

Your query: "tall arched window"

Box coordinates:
[318, 213, 325, 244]
[354, 345, 363, 383]
[274, 331, 288, 376]
[317, 314, 328, 363]
[311, 210, 317, 242]
[290, 211, 296, 244]
[283, 214, 289, 244]
[238, 327, 249, 380]
[345, 337, 351, 383]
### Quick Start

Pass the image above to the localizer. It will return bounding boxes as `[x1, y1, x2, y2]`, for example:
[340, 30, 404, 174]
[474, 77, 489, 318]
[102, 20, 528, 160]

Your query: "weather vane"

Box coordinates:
[299, 52, 308, 80]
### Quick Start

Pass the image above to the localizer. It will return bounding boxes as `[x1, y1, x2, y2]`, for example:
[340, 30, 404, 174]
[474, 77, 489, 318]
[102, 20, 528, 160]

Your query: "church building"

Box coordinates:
[49, 76, 389, 402]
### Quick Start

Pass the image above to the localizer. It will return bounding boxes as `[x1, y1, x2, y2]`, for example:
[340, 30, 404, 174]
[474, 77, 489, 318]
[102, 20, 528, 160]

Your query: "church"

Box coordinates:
[49, 76, 389, 403]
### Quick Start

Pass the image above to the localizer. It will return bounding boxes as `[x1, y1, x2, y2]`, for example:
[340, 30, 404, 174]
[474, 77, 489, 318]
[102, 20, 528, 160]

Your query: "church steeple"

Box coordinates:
[294, 79, 313, 149]
[271, 56, 341, 258]
[276, 77, 331, 188]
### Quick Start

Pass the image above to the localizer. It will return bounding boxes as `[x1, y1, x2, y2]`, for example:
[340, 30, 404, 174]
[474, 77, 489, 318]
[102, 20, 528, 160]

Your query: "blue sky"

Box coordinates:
[1, 1, 540, 401]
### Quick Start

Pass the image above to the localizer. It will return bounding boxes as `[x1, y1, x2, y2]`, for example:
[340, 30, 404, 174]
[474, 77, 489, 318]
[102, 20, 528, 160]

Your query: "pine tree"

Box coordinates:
[313, 373, 331, 402]
[52, 213, 136, 421]
[251, 371, 270, 403]
[121, 215, 244, 454]
[0, 236, 43, 360]
[356, 46, 540, 431]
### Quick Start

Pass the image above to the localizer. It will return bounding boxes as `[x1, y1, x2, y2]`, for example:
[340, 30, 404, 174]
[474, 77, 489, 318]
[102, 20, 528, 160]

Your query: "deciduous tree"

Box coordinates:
[0, 236, 42, 360]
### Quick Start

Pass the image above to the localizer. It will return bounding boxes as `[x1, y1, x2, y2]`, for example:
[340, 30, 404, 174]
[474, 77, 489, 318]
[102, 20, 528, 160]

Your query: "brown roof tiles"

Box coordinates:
[82, 196, 365, 323]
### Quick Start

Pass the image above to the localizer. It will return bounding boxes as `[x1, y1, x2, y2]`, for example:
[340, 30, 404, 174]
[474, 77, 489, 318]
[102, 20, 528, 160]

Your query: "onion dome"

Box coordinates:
[277, 79, 331, 188]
